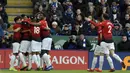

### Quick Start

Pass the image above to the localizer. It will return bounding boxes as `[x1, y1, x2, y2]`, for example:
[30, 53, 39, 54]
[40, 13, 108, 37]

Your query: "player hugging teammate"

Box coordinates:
[9, 12, 53, 71]
[86, 14, 126, 72]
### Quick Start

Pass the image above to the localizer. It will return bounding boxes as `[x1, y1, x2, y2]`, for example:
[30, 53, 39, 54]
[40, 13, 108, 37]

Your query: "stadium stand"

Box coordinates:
[7, 0, 33, 23]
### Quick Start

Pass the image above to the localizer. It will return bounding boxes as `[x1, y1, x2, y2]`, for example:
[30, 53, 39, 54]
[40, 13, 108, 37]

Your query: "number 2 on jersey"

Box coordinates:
[108, 25, 112, 33]
[107, 22, 112, 33]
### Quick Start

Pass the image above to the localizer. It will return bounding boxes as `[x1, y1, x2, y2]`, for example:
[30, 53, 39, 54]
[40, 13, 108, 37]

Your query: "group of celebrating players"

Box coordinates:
[9, 12, 53, 71]
[86, 13, 126, 72]
[9, 11, 126, 72]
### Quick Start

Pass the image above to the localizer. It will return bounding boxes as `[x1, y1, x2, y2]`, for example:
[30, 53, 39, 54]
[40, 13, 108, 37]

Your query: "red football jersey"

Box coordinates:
[90, 21, 102, 44]
[13, 24, 21, 41]
[30, 24, 41, 39]
[23, 18, 31, 23]
[98, 20, 113, 41]
[97, 26, 102, 44]
[21, 24, 31, 40]
[40, 20, 50, 38]
[90, 20, 114, 41]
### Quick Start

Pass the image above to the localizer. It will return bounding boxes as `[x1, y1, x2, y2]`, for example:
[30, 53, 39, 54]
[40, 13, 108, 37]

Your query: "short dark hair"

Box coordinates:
[21, 14, 26, 18]
[21, 21, 29, 25]
[14, 16, 21, 22]
[29, 15, 35, 20]
[102, 13, 110, 20]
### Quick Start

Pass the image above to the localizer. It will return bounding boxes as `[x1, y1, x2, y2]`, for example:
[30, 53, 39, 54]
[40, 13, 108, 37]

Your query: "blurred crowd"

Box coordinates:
[0, 0, 130, 51]
[0, 0, 9, 48]
[31, 0, 130, 38]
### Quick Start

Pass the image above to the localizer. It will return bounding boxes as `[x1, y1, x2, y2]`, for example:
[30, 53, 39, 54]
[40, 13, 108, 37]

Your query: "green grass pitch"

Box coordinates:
[0, 70, 130, 73]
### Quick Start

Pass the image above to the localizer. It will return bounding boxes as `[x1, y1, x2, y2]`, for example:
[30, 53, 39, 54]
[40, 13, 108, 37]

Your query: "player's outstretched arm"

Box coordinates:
[13, 27, 21, 32]
[21, 29, 30, 33]
[85, 17, 98, 27]
[44, 27, 50, 30]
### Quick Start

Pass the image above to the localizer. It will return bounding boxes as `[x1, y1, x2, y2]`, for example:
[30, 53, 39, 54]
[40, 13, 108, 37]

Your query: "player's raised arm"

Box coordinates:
[85, 17, 99, 27]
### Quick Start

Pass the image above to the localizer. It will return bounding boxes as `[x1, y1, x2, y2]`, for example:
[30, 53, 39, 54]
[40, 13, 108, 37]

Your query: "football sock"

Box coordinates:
[46, 55, 51, 67]
[99, 56, 104, 70]
[28, 54, 32, 69]
[107, 56, 114, 69]
[17, 56, 20, 68]
[91, 57, 97, 70]
[32, 54, 39, 68]
[24, 56, 27, 62]
[112, 54, 122, 63]
[19, 53, 27, 66]
[40, 58, 44, 68]
[10, 55, 16, 68]
[36, 54, 41, 67]
[42, 54, 51, 67]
